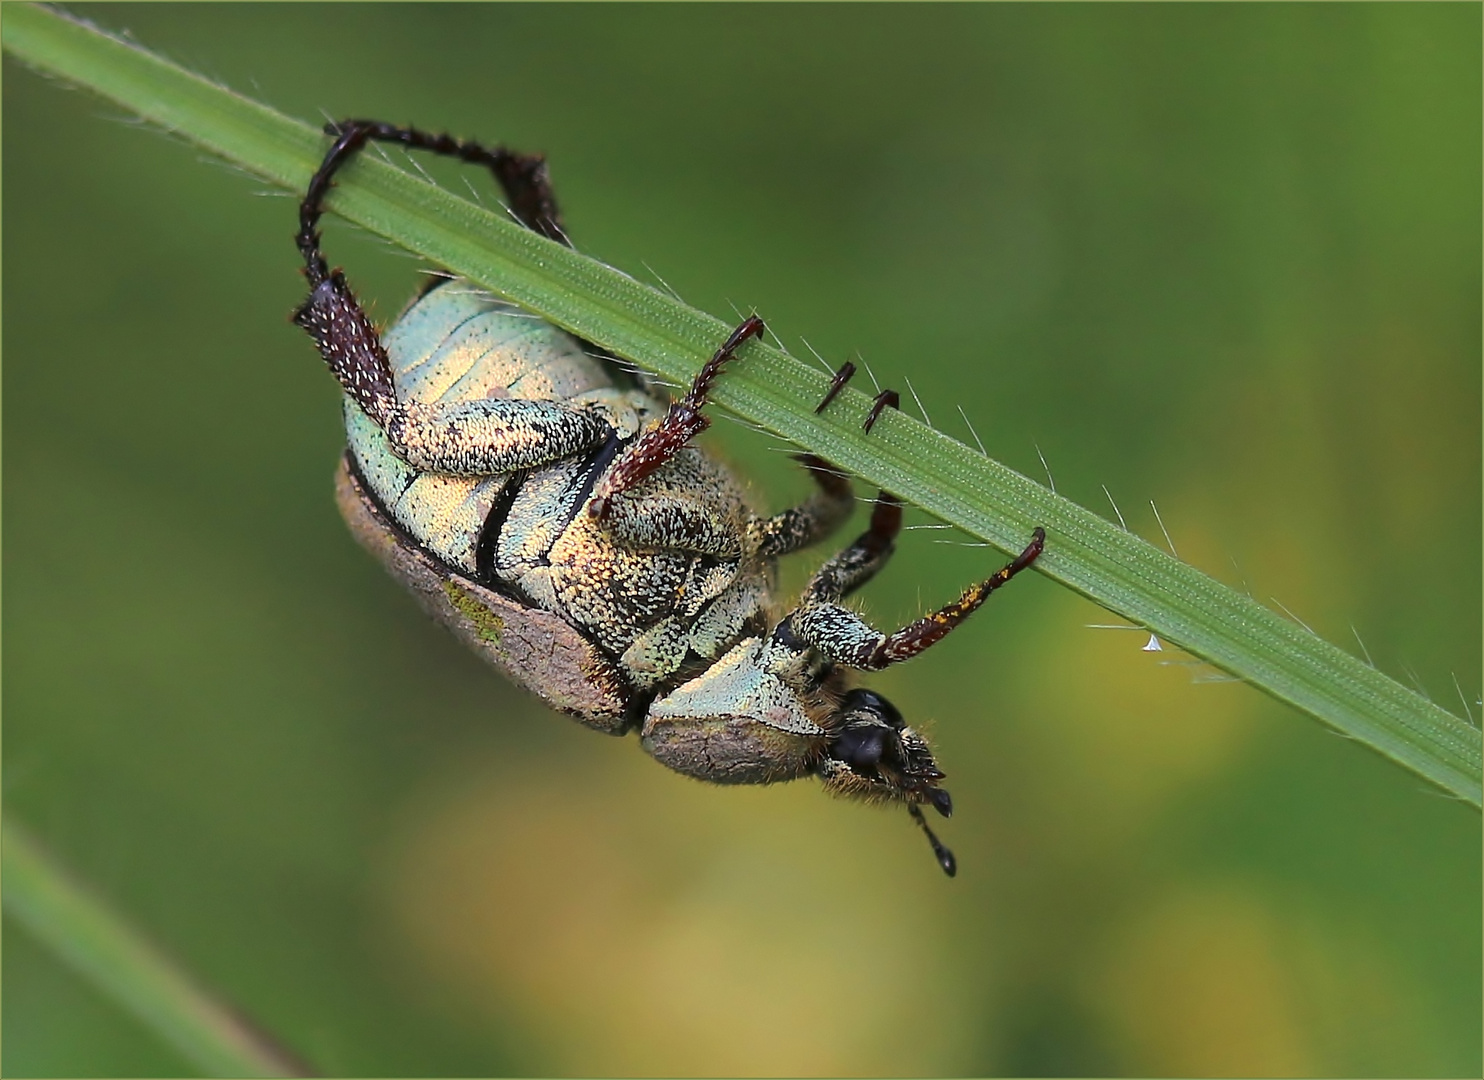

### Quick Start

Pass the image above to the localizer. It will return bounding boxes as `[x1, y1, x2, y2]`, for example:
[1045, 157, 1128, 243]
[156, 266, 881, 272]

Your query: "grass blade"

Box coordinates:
[4, 3, 1478, 805]
[2, 819, 311, 1077]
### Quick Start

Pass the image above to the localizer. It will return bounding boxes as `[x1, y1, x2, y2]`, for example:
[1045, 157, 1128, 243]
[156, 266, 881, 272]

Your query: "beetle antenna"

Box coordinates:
[908, 803, 957, 877]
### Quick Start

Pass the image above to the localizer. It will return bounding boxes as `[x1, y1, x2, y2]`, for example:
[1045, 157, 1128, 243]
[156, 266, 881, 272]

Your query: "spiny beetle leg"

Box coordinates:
[589, 316, 766, 518]
[296, 119, 568, 296]
[863, 388, 900, 433]
[321, 120, 568, 245]
[293, 270, 398, 425]
[297, 123, 375, 289]
[870, 527, 1045, 667]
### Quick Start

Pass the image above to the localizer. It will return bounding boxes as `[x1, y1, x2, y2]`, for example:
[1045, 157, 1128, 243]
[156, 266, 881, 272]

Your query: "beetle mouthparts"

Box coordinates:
[929, 787, 953, 818]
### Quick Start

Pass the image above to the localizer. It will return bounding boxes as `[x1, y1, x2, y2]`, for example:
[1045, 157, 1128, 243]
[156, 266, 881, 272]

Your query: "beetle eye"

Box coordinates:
[830, 725, 886, 771]
[839, 688, 905, 729]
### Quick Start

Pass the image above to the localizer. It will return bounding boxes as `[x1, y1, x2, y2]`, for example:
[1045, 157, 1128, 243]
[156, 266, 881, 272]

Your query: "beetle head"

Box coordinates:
[817, 689, 951, 813]
[643, 641, 960, 875]
[816, 688, 958, 875]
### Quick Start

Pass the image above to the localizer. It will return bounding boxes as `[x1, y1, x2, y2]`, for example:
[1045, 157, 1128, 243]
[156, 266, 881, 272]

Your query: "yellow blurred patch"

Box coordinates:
[1089, 881, 1441, 1076]
[1093, 884, 1314, 1074]
[373, 748, 971, 1075]
[1021, 589, 1254, 845]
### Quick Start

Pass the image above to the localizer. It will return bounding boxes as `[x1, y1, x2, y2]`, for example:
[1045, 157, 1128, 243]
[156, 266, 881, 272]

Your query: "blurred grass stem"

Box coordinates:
[2, 819, 311, 1077]
[3, 3, 1479, 807]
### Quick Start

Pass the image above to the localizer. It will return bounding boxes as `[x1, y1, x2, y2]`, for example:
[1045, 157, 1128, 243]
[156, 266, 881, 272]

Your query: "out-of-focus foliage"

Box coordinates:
[4, 5, 1478, 1076]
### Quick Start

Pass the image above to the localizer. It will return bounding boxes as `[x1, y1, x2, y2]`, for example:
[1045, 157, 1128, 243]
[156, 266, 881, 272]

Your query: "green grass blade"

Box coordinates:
[5, 3, 1479, 805]
[1, 819, 311, 1076]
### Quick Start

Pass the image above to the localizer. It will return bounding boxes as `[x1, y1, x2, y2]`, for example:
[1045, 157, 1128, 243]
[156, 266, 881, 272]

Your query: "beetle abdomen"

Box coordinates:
[346, 281, 615, 575]
[335, 456, 631, 730]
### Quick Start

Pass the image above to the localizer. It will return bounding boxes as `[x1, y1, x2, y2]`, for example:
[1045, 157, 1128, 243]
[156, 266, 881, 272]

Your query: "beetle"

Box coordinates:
[293, 120, 1044, 875]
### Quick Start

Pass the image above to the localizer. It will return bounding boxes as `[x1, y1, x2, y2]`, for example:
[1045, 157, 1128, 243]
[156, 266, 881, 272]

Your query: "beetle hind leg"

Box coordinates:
[293, 270, 398, 425]
[295, 119, 567, 330]
[321, 119, 568, 244]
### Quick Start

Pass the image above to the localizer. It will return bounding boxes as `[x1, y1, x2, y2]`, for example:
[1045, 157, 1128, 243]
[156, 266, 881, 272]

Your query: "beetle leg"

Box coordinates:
[295, 274, 609, 474]
[864, 526, 1043, 666]
[293, 269, 400, 422]
[295, 124, 612, 474]
[800, 490, 904, 604]
[786, 527, 1045, 670]
[310, 120, 640, 378]
[587, 317, 766, 518]
[296, 118, 564, 308]
[750, 455, 856, 558]
[814, 361, 856, 413]
[305, 119, 568, 250]
[385, 400, 613, 475]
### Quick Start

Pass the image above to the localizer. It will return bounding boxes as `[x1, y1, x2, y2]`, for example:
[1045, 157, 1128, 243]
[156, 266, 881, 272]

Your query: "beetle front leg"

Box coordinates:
[587, 317, 765, 519]
[787, 527, 1045, 670]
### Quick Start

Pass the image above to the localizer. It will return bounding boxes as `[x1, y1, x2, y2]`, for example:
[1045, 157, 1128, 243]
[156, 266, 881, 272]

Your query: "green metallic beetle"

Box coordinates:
[294, 120, 1044, 875]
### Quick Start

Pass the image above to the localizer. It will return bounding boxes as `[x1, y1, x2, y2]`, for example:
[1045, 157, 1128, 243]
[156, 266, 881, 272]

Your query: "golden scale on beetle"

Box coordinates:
[294, 120, 1044, 876]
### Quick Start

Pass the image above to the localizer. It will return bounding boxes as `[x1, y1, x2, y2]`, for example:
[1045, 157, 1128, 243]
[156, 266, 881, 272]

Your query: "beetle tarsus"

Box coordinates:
[863, 388, 900, 433]
[296, 119, 568, 294]
[815, 360, 856, 414]
[322, 119, 567, 243]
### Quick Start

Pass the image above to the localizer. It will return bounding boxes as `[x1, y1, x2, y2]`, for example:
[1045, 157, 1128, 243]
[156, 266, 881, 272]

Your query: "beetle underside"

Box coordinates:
[295, 118, 1045, 876]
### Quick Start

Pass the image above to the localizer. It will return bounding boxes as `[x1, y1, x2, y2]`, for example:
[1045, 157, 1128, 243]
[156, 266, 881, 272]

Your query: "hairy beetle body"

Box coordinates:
[345, 278, 779, 700]
[295, 120, 1045, 874]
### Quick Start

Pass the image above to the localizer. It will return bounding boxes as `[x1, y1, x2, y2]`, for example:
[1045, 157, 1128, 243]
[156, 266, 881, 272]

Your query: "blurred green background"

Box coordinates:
[4, 4, 1479, 1076]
